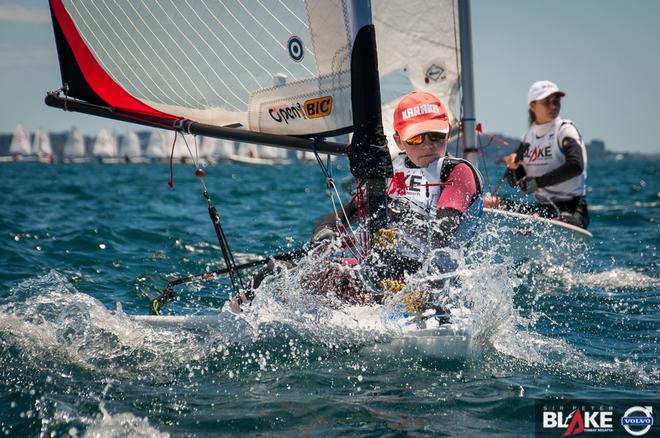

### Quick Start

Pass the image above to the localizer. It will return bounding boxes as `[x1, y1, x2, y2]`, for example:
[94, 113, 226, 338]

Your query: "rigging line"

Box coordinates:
[330, 179, 364, 254]
[476, 134, 493, 193]
[169, 0, 252, 98]
[148, 2, 239, 110]
[336, 222, 361, 260]
[182, 0, 260, 88]
[328, 185, 363, 258]
[112, 0, 191, 104]
[218, 1, 299, 80]
[68, 2, 152, 102]
[311, 140, 364, 255]
[313, 137, 364, 250]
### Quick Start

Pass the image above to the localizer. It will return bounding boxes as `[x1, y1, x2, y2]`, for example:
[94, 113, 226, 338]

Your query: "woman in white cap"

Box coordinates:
[501, 80, 589, 229]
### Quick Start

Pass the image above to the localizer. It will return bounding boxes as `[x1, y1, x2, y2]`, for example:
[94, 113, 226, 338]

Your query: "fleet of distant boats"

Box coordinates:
[0, 124, 343, 165]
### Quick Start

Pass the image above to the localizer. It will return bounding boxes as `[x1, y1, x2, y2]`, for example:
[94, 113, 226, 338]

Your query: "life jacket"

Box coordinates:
[386, 154, 483, 252]
[521, 118, 587, 202]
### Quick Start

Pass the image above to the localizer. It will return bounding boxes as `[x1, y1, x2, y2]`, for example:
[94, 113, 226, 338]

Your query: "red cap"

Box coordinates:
[393, 91, 450, 140]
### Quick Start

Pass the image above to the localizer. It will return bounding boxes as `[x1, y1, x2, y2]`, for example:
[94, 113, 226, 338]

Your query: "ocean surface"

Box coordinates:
[0, 158, 658, 437]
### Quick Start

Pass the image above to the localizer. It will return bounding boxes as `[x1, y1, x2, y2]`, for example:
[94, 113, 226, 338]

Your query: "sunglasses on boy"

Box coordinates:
[404, 131, 447, 146]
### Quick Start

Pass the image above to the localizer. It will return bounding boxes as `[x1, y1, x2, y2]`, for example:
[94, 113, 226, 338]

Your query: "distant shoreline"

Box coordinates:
[0, 130, 657, 161]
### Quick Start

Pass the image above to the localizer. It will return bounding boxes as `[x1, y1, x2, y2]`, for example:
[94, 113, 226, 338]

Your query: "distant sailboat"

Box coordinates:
[145, 130, 169, 162]
[92, 128, 120, 163]
[167, 131, 196, 164]
[118, 130, 147, 163]
[229, 143, 290, 165]
[32, 128, 54, 163]
[63, 127, 88, 163]
[8, 124, 32, 161]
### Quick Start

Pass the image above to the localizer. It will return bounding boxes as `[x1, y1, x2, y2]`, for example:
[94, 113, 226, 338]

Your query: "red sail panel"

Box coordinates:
[50, 0, 176, 120]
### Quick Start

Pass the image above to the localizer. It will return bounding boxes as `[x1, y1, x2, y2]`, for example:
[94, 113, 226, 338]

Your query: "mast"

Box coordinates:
[458, 0, 479, 166]
[346, 2, 393, 235]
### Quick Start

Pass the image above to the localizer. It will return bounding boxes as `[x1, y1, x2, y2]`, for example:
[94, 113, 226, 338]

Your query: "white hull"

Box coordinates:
[130, 305, 472, 360]
[226, 153, 290, 166]
[480, 208, 592, 263]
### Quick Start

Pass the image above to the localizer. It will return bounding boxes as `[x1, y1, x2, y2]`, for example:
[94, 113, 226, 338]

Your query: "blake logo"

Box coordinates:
[621, 406, 653, 436]
[525, 145, 553, 162]
[541, 405, 613, 436]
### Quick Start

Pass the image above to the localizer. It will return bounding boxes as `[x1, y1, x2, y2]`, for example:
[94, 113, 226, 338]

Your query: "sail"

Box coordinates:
[9, 124, 31, 156]
[63, 127, 86, 158]
[32, 129, 53, 156]
[92, 128, 118, 158]
[118, 130, 142, 159]
[48, 0, 376, 139]
[372, 0, 462, 143]
[145, 130, 168, 159]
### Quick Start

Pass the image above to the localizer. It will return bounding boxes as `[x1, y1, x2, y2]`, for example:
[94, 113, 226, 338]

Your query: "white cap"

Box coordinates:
[528, 80, 565, 105]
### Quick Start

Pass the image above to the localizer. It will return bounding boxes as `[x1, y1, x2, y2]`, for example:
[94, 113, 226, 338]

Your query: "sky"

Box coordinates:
[0, 0, 658, 154]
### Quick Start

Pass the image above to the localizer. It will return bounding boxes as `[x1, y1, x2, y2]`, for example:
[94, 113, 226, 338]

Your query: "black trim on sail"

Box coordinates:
[49, 4, 106, 106]
[347, 24, 393, 232]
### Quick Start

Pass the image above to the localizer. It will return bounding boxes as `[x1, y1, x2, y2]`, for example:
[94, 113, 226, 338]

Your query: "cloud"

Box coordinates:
[0, 4, 49, 23]
[0, 47, 56, 66]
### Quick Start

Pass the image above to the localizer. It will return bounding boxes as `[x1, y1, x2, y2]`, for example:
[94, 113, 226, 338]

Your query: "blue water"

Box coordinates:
[0, 159, 658, 437]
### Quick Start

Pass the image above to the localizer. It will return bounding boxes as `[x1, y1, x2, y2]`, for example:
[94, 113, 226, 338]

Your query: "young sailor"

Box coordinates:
[230, 92, 483, 312]
[312, 91, 483, 283]
[486, 80, 589, 229]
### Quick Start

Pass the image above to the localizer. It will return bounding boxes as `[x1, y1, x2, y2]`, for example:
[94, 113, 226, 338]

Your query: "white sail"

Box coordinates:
[51, 1, 373, 139]
[118, 130, 142, 159]
[146, 130, 169, 160]
[63, 127, 86, 159]
[92, 128, 118, 158]
[9, 123, 31, 156]
[257, 146, 289, 161]
[215, 139, 235, 160]
[373, 0, 462, 152]
[199, 136, 217, 159]
[32, 128, 53, 156]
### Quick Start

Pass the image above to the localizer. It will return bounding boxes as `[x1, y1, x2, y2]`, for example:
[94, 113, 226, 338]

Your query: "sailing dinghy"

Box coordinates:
[45, 0, 478, 358]
[372, 0, 592, 260]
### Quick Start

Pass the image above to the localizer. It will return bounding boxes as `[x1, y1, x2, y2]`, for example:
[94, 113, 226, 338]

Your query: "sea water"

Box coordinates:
[0, 159, 657, 436]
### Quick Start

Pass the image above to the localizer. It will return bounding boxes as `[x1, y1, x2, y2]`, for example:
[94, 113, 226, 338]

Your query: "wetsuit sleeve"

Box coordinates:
[437, 163, 477, 213]
[535, 125, 585, 188]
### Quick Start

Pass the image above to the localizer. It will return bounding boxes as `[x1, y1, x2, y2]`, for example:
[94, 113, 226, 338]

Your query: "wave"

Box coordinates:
[590, 201, 658, 212]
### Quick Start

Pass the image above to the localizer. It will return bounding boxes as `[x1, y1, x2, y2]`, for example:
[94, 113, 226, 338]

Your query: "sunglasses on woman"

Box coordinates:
[404, 132, 447, 145]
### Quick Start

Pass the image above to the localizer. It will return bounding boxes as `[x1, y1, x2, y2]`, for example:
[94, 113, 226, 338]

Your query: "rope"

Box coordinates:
[312, 139, 365, 259]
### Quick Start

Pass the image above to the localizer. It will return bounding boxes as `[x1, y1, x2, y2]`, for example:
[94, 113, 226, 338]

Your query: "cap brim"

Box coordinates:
[531, 90, 566, 104]
[399, 120, 449, 141]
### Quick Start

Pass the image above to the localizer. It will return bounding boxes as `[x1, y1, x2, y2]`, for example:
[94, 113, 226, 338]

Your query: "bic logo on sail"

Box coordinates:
[268, 96, 333, 124]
